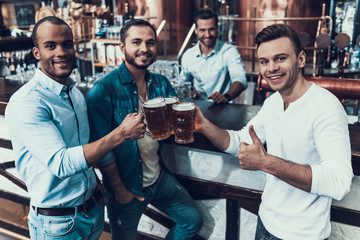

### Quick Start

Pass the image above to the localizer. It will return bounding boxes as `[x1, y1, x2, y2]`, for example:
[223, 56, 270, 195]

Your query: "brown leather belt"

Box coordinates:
[32, 188, 102, 216]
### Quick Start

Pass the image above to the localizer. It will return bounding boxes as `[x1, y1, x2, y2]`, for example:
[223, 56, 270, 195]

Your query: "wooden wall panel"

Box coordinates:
[236, 0, 325, 60]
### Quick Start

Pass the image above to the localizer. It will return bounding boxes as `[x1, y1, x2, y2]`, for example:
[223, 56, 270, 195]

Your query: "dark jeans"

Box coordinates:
[255, 217, 282, 240]
[105, 168, 203, 240]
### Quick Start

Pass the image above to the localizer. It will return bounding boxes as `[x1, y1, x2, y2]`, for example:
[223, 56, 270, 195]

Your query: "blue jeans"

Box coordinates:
[105, 168, 203, 240]
[28, 203, 104, 240]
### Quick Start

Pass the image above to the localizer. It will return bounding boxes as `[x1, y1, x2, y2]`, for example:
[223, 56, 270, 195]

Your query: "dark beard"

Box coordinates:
[124, 51, 156, 69]
[198, 34, 217, 48]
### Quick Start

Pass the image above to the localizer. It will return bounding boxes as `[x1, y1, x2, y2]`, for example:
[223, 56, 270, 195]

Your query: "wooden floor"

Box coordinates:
[0, 228, 29, 240]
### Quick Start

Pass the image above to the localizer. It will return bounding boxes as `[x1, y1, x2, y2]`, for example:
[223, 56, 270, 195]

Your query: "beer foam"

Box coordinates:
[173, 103, 195, 111]
[165, 98, 177, 104]
[144, 98, 165, 108]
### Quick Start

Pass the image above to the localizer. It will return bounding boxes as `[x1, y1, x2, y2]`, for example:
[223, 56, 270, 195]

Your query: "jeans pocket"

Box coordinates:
[44, 215, 75, 237]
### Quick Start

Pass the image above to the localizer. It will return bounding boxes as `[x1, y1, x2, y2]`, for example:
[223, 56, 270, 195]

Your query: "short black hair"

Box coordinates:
[255, 24, 302, 56]
[120, 19, 157, 43]
[194, 8, 218, 27]
[32, 16, 72, 48]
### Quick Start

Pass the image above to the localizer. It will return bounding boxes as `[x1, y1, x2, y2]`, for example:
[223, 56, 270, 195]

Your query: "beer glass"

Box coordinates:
[165, 97, 177, 135]
[143, 98, 170, 140]
[172, 102, 195, 144]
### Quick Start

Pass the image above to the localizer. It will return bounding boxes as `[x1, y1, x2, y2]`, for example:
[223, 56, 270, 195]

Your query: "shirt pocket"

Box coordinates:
[114, 106, 133, 125]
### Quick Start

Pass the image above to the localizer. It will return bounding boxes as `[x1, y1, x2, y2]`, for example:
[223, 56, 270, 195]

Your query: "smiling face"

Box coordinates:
[257, 37, 305, 95]
[32, 22, 75, 85]
[120, 25, 156, 70]
[195, 18, 218, 49]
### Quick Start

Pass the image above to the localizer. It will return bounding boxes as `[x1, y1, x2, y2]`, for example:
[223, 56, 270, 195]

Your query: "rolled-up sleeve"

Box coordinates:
[225, 130, 241, 156]
[6, 98, 88, 179]
[225, 46, 247, 89]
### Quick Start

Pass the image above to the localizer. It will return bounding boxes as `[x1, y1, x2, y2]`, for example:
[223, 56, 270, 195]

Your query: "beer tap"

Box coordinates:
[315, 34, 331, 77]
[334, 33, 351, 78]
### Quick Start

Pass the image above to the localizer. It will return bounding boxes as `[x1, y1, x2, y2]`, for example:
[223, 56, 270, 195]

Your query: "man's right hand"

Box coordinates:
[194, 105, 207, 133]
[117, 113, 146, 140]
[83, 114, 145, 167]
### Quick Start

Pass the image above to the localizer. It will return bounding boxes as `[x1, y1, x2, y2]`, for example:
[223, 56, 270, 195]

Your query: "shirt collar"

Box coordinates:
[35, 68, 75, 96]
[195, 39, 220, 58]
[118, 62, 152, 84]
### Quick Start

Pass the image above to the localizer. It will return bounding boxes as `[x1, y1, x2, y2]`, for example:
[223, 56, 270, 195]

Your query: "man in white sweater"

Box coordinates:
[194, 24, 353, 240]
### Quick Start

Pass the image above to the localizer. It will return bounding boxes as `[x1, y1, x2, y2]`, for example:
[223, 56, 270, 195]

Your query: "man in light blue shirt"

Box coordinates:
[5, 16, 145, 240]
[181, 8, 247, 104]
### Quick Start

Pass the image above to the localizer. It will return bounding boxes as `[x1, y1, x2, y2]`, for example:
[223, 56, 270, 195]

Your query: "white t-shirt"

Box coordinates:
[226, 83, 353, 240]
[138, 97, 161, 187]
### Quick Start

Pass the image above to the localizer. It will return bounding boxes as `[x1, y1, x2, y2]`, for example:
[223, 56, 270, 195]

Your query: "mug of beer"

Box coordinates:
[164, 97, 177, 135]
[143, 98, 170, 140]
[172, 102, 195, 144]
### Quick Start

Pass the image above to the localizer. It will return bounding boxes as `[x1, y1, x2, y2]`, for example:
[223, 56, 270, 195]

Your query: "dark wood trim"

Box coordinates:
[174, 174, 263, 202]
[352, 154, 360, 176]
[0, 138, 12, 150]
[226, 199, 239, 240]
[0, 101, 6, 116]
[331, 205, 360, 228]
[0, 219, 29, 238]
[0, 189, 29, 206]
[0, 162, 27, 191]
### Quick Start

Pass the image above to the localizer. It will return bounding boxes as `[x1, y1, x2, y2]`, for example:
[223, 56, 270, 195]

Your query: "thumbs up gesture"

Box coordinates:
[237, 125, 267, 170]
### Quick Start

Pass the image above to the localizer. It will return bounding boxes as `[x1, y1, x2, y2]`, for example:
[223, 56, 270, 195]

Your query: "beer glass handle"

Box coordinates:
[178, 64, 185, 78]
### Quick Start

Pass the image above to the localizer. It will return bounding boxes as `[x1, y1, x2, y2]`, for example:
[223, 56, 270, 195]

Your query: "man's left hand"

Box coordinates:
[237, 125, 267, 170]
[208, 92, 229, 104]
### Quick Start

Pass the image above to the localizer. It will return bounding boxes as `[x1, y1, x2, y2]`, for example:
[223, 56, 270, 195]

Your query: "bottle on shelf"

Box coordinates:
[9, 55, 16, 75]
[123, 3, 134, 23]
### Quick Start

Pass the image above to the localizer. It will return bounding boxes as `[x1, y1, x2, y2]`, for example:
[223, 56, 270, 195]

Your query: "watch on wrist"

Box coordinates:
[224, 93, 232, 101]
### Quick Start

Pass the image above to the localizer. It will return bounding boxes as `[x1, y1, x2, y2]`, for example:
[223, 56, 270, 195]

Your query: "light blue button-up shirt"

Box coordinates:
[181, 39, 247, 98]
[5, 69, 96, 208]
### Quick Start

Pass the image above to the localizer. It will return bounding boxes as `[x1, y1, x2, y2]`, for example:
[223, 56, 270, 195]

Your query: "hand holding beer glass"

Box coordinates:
[143, 97, 196, 144]
[143, 98, 171, 140]
[172, 102, 196, 144]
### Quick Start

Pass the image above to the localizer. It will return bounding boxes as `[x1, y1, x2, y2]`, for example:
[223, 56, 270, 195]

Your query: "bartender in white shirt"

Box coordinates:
[181, 8, 247, 104]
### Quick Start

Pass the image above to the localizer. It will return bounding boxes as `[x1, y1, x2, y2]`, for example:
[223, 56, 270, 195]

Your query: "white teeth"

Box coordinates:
[269, 76, 281, 80]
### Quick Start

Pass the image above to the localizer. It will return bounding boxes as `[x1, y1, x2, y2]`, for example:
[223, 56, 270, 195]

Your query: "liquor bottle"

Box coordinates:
[9, 55, 16, 75]
[123, 3, 134, 23]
